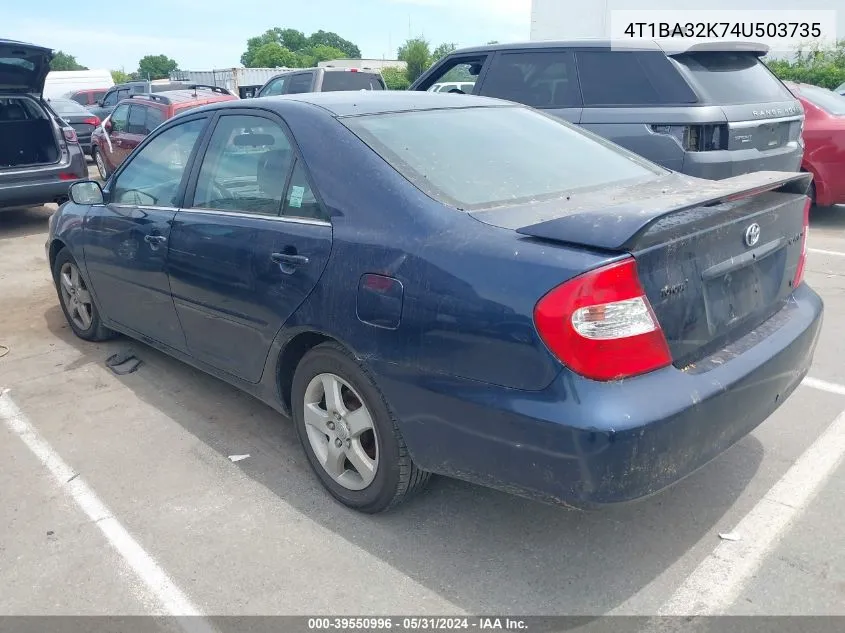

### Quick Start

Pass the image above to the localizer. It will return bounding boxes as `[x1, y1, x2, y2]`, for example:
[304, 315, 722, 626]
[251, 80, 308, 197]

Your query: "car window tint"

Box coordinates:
[70, 93, 87, 105]
[577, 51, 698, 107]
[286, 73, 313, 94]
[102, 90, 118, 106]
[127, 105, 147, 134]
[112, 118, 206, 207]
[320, 72, 384, 91]
[282, 160, 326, 220]
[343, 106, 664, 209]
[92, 90, 107, 103]
[110, 104, 129, 132]
[145, 107, 165, 134]
[672, 52, 792, 105]
[482, 51, 580, 108]
[191, 114, 294, 215]
[261, 77, 286, 96]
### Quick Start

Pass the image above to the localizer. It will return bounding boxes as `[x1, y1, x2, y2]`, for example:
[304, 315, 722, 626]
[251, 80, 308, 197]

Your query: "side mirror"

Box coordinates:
[69, 181, 104, 206]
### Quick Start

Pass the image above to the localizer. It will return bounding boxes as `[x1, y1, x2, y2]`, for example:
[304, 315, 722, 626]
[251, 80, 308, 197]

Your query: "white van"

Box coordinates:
[43, 69, 113, 100]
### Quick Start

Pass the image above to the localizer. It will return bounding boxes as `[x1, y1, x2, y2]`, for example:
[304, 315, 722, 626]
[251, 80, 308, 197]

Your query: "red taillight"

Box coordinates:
[84, 116, 100, 126]
[533, 257, 672, 382]
[792, 197, 811, 288]
[59, 173, 77, 181]
[62, 127, 78, 143]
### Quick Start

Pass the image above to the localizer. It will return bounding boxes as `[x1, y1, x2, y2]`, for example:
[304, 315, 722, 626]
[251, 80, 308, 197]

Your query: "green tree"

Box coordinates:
[110, 69, 131, 84]
[50, 51, 87, 71]
[398, 37, 432, 83]
[137, 54, 178, 80]
[381, 66, 410, 90]
[308, 30, 361, 58]
[765, 40, 845, 90]
[251, 42, 299, 68]
[299, 45, 348, 67]
[431, 43, 457, 64]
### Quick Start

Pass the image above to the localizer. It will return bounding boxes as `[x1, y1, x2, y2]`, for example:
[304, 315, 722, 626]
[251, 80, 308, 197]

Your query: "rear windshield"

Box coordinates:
[342, 106, 664, 209]
[798, 85, 845, 115]
[673, 52, 793, 105]
[321, 72, 384, 91]
[50, 99, 91, 115]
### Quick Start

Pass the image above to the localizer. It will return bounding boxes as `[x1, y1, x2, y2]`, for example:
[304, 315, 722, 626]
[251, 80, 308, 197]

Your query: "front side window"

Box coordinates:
[286, 73, 314, 94]
[343, 105, 664, 210]
[102, 90, 119, 107]
[418, 56, 486, 92]
[111, 118, 206, 207]
[110, 104, 129, 132]
[482, 51, 580, 108]
[191, 114, 294, 215]
[261, 77, 286, 97]
[127, 105, 147, 135]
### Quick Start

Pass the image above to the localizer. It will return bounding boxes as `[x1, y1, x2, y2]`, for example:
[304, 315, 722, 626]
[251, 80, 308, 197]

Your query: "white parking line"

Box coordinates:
[802, 377, 845, 397]
[809, 247, 845, 258]
[656, 405, 845, 616]
[0, 390, 216, 632]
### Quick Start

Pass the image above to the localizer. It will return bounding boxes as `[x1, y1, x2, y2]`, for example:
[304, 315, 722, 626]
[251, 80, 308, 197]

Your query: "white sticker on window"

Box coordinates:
[289, 185, 305, 208]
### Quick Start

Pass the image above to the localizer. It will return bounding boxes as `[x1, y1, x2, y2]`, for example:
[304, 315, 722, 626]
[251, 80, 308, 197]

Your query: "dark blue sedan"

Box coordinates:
[47, 91, 823, 513]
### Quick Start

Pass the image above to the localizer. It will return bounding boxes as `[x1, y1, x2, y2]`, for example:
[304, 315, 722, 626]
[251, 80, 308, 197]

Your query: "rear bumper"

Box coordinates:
[375, 284, 823, 507]
[0, 149, 87, 209]
[683, 143, 803, 180]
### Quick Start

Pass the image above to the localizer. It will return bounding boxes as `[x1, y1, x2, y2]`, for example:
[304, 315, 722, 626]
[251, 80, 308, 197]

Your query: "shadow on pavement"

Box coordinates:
[0, 206, 55, 241]
[44, 303, 764, 615]
[810, 204, 845, 231]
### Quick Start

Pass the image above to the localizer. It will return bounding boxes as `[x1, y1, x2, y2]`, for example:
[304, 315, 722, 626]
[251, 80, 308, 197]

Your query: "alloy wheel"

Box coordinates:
[59, 261, 94, 331]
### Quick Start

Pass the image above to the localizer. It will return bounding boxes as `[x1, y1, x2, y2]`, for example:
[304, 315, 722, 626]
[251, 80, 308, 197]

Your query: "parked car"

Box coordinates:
[67, 87, 109, 107]
[785, 81, 845, 206]
[411, 40, 804, 180]
[48, 92, 821, 512]
[255, 67, 385, 97]
[87, 79, 202, 120]
[47, 97, 100, 156]
[91, 86, 238, 179]
[0, 39, 87, 211]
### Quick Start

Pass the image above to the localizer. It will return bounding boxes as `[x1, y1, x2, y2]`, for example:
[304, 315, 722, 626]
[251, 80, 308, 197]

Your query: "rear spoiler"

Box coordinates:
[516, 171, 811, 252]
[661, 40, 770, 57]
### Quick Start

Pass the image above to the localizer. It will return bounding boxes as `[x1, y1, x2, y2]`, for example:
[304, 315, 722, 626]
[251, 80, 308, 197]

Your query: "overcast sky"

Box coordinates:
[6, 0, 532, 72]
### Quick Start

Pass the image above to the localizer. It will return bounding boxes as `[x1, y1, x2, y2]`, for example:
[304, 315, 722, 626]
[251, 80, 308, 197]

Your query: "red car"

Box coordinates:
[786, 81, 845, 206]
[91, 85, 237, 179]
[68, 88, 109, 107]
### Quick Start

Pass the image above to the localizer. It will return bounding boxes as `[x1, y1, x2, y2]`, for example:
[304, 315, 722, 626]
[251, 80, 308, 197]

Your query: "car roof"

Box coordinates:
[263, 90, 509, 117]
[449, 39, 770, 56]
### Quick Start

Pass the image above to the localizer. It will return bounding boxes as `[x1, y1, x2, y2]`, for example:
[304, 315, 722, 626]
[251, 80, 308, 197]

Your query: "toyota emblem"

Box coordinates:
[744, 223, 761, 247]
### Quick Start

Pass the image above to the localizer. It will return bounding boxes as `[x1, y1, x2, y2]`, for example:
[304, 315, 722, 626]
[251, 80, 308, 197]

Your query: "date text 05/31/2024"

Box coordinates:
[623, 21, 823, 38]
[307, 618, 527, 631]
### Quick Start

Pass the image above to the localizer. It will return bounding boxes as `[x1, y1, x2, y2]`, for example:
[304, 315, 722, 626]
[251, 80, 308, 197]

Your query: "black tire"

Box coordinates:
[52, 248, 116, 342]
[93, 147, 109, 180]
[292, 342, 430, 512]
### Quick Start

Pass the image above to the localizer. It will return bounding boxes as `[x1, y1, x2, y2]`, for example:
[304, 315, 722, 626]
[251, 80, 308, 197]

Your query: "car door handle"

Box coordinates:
[271, 252, 309, 266]
[144, 235, 167, 245]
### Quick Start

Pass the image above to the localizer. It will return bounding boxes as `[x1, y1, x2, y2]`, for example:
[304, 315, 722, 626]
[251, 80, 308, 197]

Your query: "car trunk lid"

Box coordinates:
[0, 39, 53, 96]
[471, 170, 811, 367]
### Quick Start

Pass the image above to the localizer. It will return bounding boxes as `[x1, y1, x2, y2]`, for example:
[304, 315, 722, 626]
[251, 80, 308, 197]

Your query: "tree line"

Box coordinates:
[50, 51, 179, 83]
[765, 40, 845, 90]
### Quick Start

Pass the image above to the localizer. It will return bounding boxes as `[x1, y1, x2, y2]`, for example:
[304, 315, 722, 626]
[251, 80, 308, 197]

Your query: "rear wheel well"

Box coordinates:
[277, 332, 334, 413]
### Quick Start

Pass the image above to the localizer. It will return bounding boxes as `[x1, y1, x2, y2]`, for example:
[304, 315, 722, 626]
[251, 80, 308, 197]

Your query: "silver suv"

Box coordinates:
[0, 39, 87, 210]
[256, 67, 386, 98]
[410, 40, 804, 180]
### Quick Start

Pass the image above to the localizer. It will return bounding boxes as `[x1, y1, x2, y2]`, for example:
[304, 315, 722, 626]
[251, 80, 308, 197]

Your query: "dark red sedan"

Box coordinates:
[786, 81, 845, 206]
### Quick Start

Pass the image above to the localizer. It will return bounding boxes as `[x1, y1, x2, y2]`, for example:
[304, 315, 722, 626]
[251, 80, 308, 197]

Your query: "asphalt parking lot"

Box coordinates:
[1, 166, 844, 619]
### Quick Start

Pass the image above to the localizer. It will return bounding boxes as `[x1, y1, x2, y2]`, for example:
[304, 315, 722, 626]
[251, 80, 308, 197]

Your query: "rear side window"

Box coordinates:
[577, 51, 698, 107]
[672, 52, 793, 105]
[321, 72, 384, 91]
[482, 51, 580, 108]
[70, 93, 88, 105]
